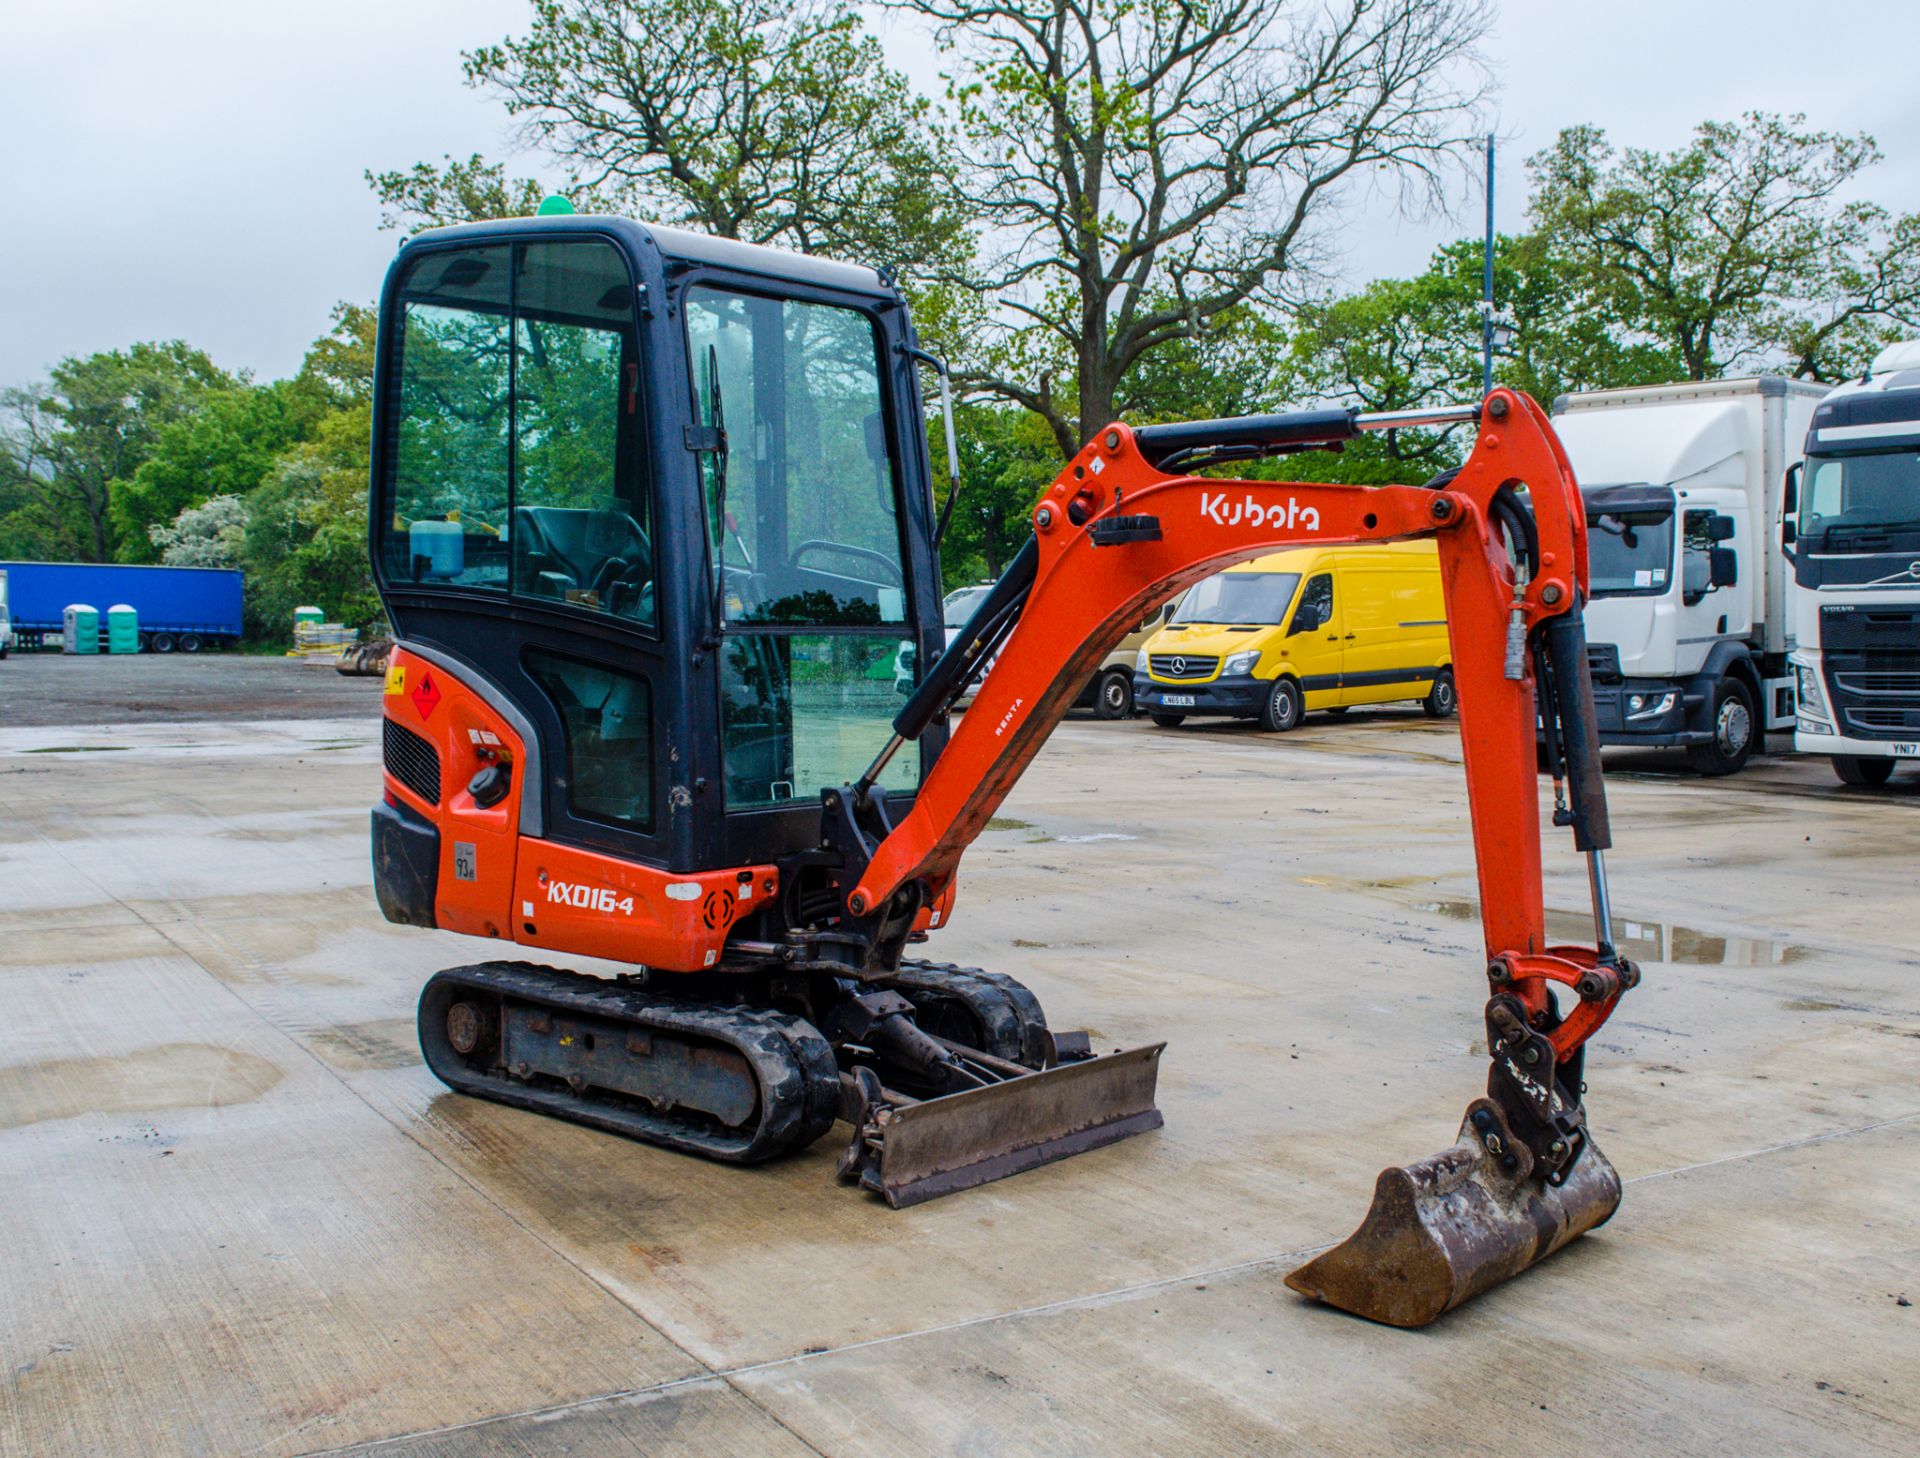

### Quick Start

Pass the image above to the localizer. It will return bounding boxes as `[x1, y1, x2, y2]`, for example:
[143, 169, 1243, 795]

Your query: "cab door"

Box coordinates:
[1283, 570, 1344, 708]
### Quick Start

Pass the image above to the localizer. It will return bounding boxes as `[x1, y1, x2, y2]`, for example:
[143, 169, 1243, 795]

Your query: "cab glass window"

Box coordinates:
[524, 648, 654, 831]
[685, 286, 907, 627]
[1171, 571, 1302, 627]
[513, 243, 654, 626]
[387, 246, 512, 590]
[382, 239, 654, 628]
[1288, 574, 1332, 635]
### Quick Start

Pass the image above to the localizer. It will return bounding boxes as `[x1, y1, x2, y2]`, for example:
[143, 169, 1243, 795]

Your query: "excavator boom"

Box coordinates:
[829, 388, 1634, 1325]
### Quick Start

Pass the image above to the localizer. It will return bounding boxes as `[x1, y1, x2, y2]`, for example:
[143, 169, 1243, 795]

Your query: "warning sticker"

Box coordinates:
[411, 671, 442, 720]
[384, 664, 406, 695]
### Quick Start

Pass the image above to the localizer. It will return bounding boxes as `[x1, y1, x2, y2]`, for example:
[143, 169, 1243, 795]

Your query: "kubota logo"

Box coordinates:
[547, 880, 634, 916]
[1200, 491, 1320, 532]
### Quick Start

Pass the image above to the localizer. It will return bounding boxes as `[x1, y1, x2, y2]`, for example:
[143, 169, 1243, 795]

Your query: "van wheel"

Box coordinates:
[1259, 678, 1303, 732]
[1687, 680, 1756, 776]
[1094, 669, 1134, 720]
[1422, 668, 1457, 719]
[1149, 712, 1186, 728]
[1833, 756, 1895, 787]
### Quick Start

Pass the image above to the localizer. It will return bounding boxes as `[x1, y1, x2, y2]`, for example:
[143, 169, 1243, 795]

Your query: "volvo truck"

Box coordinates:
[1785, 340, 1920, 785]
[1550, 378, 1828, 774]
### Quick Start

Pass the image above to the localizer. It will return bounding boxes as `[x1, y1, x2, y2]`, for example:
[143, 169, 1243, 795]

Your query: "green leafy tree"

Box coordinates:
[110, 381, 323, 562]
[0, 342, 228, 562]
[369, 0, 964, 281]
[933, 404, 1061, 583]
[1530, 113, 1920, 381]
[242, 404, 383, 636]
[905, 0, 1493, 455]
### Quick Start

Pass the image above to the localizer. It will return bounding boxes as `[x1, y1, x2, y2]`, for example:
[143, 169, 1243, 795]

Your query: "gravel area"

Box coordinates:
[0, 651, 384, 727]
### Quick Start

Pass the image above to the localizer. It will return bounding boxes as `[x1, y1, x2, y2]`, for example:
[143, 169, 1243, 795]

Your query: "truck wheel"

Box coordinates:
[1093, 669, 1134, 720]
[1833, 756, 1895, 787]
[151, 632, 177, 654]
[1148, 712, 1186, 728]
[1259, 677, 1303, 732]
[179, 633, 203, 654]
[1687, 680, 1756, 777]
[1422, 667, 1458, 719]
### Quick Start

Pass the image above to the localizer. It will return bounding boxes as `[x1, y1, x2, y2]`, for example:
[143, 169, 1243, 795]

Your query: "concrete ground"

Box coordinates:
[1, 667, 1916, 1456]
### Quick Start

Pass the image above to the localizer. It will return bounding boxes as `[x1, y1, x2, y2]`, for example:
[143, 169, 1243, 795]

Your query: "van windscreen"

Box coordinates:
[1170, 571, 1302, 626]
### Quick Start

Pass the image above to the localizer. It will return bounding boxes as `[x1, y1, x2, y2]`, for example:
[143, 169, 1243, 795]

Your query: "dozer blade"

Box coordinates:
[1284, 1108, 1622, 1327]
[843, 1043, 1164, 1208]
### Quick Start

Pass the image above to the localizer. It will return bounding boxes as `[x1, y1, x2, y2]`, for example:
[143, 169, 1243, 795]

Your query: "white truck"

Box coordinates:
[1785, 339, 1920, 785]
[1550, 377, 1829, 774]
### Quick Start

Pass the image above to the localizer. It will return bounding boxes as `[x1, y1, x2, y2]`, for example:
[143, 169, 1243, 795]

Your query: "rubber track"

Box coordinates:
[419, 961, 841, 1163]
[885, 959, 1051, 1069]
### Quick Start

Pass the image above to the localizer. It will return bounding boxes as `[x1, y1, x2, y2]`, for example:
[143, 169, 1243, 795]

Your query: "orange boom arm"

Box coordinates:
[851, 389, 1622, 1062]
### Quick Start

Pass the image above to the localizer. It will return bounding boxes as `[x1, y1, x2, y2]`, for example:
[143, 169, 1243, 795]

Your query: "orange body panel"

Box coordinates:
[510, 842, 774, 971]
[379, 645, 776, 973]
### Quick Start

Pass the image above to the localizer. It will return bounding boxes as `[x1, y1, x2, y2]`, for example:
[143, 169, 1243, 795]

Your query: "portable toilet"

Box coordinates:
[63, 604, 99, 654]
[294, 605, 326, 631]
[107, 603, 139, 654]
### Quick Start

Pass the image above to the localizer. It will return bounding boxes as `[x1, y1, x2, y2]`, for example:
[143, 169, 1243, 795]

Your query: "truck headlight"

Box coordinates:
[1795, 662, 1830, 721]
[1625, 691, 1677, 721]
[1135, 647, 1150, 672]
[1222, 650, 1260, 677]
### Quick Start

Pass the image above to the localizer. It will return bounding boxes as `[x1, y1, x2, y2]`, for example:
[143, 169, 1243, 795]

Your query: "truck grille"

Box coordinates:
[1586, 643, 1623, 683]
[383, 718, 441, 805]
[1846, 707, 1920, 732]
[1834, 670, 1920, 695]
[1149, 653, 1219, 680]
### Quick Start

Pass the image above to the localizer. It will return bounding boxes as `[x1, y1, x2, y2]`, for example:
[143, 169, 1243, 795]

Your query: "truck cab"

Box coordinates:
[1552, 378, 1828, 774]
[1786, 340, 1920, 785]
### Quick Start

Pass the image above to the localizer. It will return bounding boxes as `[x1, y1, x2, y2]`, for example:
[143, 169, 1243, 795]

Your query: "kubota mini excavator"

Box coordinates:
[367, 211, 1637, 1326]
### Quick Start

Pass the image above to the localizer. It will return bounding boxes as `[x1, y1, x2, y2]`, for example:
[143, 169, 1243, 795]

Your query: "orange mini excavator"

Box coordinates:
[367, 212, 1637, 1326]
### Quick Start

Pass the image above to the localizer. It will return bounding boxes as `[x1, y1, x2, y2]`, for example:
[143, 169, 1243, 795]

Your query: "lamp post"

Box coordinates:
[1480, 132, 1496, 396]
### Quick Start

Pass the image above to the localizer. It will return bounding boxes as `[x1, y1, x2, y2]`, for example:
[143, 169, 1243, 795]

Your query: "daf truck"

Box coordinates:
[1785, 340, 1920, 785]
[1551, 378, 1828, 774]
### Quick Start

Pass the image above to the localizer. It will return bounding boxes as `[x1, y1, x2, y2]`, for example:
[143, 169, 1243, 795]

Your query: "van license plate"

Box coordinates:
[1893, 742, 1919, 757]
[1161, 694, 1196, 707]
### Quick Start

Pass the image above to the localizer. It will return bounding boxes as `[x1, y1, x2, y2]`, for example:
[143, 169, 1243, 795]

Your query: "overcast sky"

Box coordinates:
[5, 0, 1920, 390]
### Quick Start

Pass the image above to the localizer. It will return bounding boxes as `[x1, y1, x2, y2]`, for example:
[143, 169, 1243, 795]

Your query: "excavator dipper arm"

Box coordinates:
[836, 388, 1636, 1325]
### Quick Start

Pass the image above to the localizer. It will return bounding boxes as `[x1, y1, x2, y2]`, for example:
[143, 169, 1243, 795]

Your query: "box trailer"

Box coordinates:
[0, 562, 243, 652]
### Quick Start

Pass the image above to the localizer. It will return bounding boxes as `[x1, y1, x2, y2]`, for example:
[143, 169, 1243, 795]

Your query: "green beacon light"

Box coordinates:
[536, 194, 576, 217]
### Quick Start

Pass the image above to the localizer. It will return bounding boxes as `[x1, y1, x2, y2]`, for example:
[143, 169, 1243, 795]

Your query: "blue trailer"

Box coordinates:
[0, 562, 243, 653]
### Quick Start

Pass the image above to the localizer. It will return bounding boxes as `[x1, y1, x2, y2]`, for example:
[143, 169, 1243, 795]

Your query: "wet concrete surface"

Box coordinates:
[1, 699, 1916, 1455]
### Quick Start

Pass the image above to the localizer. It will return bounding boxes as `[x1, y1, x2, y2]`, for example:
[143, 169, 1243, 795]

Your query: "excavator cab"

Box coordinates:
[370, 212, 1638, 1324]
[371, 219, 947, 888]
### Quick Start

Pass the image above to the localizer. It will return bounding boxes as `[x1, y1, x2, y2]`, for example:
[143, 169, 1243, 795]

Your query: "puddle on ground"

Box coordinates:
[1417, 897, 1810, 968]
[19, 745, 130, 754]
[0, 1043, 283, 1131]
[985, 817, 1034, 831]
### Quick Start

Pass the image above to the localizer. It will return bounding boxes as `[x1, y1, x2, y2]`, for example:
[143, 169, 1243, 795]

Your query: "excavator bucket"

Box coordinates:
[839, 1043, 1165, 1208]
[1284, 1105, 1622, 1327]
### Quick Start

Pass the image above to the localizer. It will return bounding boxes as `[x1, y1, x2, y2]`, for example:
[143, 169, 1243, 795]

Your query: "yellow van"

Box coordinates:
[1132, 542, 1454, 731]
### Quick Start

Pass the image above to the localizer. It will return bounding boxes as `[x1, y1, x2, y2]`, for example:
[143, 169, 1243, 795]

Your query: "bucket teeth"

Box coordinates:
[1284, 1109, 1622, 1327]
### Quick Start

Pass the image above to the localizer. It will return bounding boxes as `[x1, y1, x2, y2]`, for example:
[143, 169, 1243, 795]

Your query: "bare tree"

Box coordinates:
[900, 0, 1493, 454]
[371, 0, 963, 277]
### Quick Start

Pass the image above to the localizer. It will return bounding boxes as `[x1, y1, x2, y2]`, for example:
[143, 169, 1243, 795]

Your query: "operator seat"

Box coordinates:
[512, 505, 655, 622]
